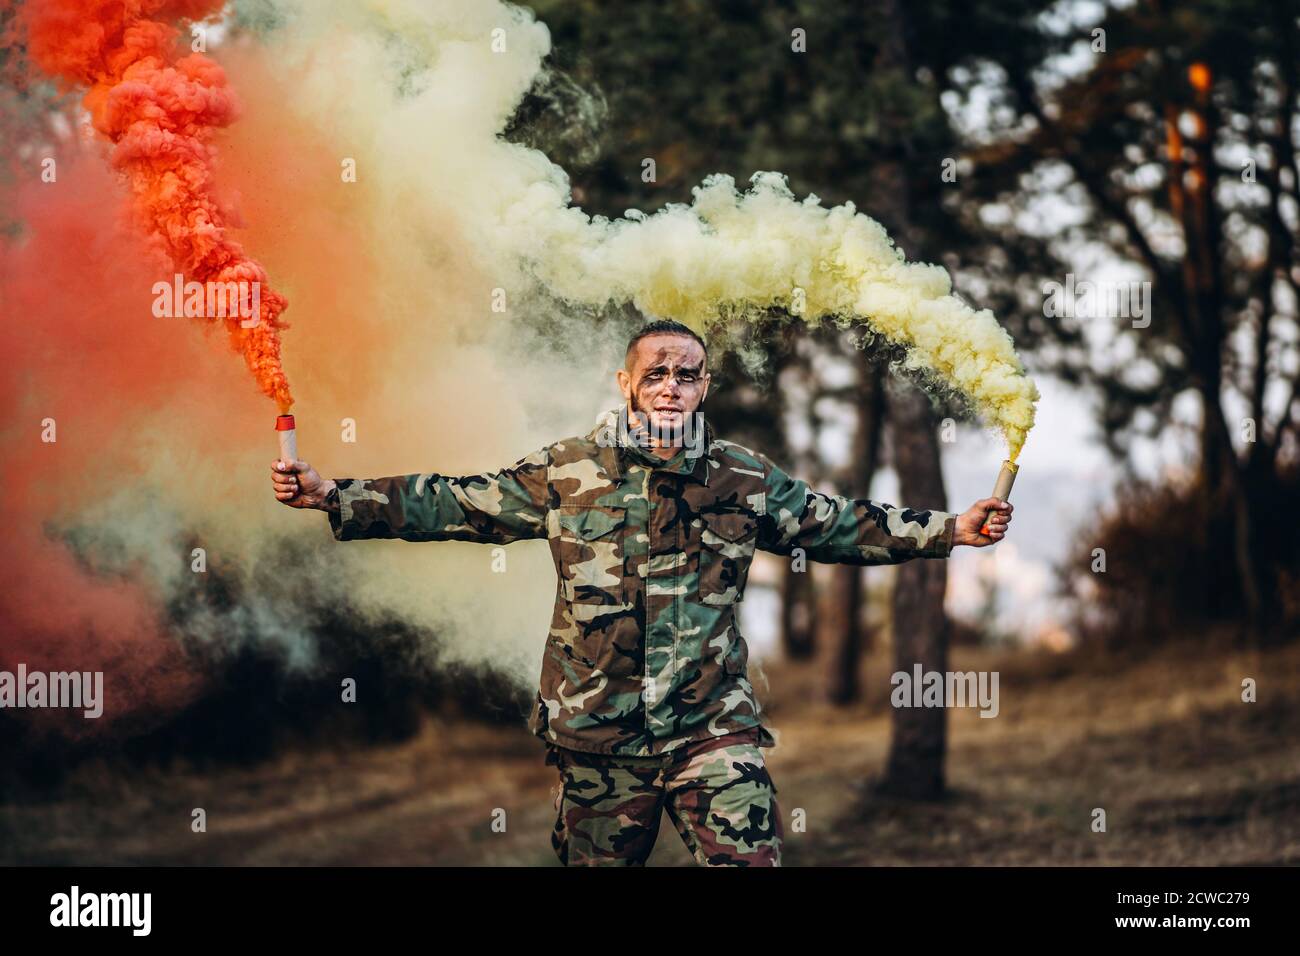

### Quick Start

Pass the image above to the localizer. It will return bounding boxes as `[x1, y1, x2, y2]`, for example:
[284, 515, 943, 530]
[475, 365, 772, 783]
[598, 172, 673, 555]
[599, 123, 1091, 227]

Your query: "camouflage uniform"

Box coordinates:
[329, 406, 955, 864]
[548, 726, 782, 866]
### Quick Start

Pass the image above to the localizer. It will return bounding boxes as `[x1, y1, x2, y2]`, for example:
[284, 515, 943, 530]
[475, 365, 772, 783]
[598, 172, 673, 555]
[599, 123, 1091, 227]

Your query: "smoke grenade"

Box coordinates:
[276, 414, 298, 467]
[979, 460, 1018, 537]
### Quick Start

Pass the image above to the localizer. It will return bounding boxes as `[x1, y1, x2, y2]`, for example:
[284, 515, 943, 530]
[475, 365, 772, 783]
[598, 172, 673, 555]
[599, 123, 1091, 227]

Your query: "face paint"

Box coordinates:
[624, 336, 708, 449]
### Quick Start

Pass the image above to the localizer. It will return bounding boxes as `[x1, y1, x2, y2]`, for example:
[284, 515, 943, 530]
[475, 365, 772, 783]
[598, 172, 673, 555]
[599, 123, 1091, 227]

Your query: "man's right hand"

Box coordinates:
[271, 459, 337, 511]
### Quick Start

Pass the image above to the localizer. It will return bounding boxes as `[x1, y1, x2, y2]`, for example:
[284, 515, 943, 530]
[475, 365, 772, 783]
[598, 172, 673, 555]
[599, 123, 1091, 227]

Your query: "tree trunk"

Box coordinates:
[880, 382, 951, 799]
[1173, 75, 1272, 640]
[780, 556, 815, 660]
[824, 360, 885, 704]
[864, 0, 952, 800]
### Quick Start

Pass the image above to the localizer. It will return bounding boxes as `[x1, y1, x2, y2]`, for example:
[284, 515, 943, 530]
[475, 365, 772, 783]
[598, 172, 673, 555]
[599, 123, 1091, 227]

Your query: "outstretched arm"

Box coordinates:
[270, 448, 551, 544]
[755, 453, 957, 564]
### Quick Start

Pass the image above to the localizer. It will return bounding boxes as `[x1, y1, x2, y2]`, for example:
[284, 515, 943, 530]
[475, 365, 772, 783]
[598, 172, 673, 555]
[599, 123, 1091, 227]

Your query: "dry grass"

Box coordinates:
[3, 635, 1297, 866]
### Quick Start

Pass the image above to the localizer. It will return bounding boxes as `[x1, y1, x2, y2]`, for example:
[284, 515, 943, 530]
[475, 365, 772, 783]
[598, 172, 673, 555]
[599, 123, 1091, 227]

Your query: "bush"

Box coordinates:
[1058, 467, 1300, 649]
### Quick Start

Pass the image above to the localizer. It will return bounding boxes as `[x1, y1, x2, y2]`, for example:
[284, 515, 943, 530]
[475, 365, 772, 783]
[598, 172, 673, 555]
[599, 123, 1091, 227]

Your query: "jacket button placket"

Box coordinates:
[645, 470, 675, 734]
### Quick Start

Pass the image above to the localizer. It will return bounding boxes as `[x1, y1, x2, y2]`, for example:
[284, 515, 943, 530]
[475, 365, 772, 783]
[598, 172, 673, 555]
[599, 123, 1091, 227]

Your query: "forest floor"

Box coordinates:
[3, 634, 1298, 866]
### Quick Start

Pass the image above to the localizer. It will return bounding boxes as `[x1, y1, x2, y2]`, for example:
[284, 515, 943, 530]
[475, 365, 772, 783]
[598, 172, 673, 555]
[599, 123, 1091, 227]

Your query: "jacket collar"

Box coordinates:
[588, 405, 713, 485]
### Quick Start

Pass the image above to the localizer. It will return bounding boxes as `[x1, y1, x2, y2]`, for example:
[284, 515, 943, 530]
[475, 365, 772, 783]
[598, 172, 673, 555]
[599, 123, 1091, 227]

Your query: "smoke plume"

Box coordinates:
[0, 0, 1037, 735]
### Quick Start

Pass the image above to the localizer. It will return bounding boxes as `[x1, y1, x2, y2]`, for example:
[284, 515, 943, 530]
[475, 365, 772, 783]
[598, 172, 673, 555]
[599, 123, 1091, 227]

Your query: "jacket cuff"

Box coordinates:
[922, 512, 957, 558]
[327, 478, 360, 540]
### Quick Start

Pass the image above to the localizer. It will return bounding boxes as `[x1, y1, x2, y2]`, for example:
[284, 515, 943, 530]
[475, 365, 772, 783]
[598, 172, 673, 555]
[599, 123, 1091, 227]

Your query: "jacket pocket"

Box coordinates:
[556, 505, 628, 623]
[698, 511, 758, 606]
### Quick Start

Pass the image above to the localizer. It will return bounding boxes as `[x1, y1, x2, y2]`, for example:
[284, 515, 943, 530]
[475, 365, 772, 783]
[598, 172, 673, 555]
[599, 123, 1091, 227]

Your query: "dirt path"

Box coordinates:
[4, 639, 1297, 865]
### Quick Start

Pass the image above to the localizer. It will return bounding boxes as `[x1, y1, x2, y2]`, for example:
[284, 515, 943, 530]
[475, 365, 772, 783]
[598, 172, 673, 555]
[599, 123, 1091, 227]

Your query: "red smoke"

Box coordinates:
[0, 0, 301, 730]
[7, 0, 294, 410]
[0, 150, 206, 729]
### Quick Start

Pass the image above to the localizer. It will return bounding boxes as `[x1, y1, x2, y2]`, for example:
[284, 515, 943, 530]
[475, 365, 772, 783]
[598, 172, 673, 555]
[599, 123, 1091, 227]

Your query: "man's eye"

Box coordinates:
[678, 373, 697, 383]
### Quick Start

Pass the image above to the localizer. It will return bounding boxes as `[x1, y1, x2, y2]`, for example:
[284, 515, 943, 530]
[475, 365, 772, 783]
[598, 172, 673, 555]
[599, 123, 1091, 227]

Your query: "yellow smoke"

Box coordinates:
[529, 172, 1040, 458]
[260, 0, 1037, 458]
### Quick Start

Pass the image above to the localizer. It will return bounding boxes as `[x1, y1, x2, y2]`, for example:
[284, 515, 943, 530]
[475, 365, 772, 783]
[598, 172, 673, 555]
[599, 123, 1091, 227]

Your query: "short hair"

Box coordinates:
[625, 318, 708, 366]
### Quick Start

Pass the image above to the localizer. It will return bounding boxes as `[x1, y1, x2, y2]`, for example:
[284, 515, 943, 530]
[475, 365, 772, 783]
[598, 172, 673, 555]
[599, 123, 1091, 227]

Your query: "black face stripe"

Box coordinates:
[627, 336, 708, 378]
[639, 362, 703, 380]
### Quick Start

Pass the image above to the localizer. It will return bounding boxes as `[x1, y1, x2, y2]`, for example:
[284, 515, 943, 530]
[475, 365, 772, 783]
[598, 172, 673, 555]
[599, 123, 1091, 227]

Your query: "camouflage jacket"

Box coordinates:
[329, 407, 956, 756]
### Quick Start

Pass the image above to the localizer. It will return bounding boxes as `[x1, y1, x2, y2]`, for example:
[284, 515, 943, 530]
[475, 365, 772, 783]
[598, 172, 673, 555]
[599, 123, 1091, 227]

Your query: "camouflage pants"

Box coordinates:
[547, 729, 783, 866]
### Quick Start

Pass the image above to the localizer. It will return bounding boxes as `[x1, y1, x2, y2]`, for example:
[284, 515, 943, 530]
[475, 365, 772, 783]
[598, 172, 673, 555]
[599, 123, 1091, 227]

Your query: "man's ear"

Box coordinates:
[616, 367, 632, 401]
[701, 371, 711, 403]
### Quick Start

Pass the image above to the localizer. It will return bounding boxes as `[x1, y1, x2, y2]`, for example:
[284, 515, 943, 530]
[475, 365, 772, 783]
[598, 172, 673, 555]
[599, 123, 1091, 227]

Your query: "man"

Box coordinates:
[271, 319, 1013, 866]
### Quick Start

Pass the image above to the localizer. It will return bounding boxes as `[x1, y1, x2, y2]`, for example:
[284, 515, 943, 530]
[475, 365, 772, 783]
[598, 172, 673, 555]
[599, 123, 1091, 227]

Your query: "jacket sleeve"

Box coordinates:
[755, 453, 955, 564]
[328, 446, 550, 543]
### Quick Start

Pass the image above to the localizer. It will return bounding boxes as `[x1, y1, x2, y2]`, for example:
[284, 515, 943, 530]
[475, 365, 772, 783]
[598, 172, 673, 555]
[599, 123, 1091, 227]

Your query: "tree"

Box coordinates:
[949, 0, 1300, 639]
